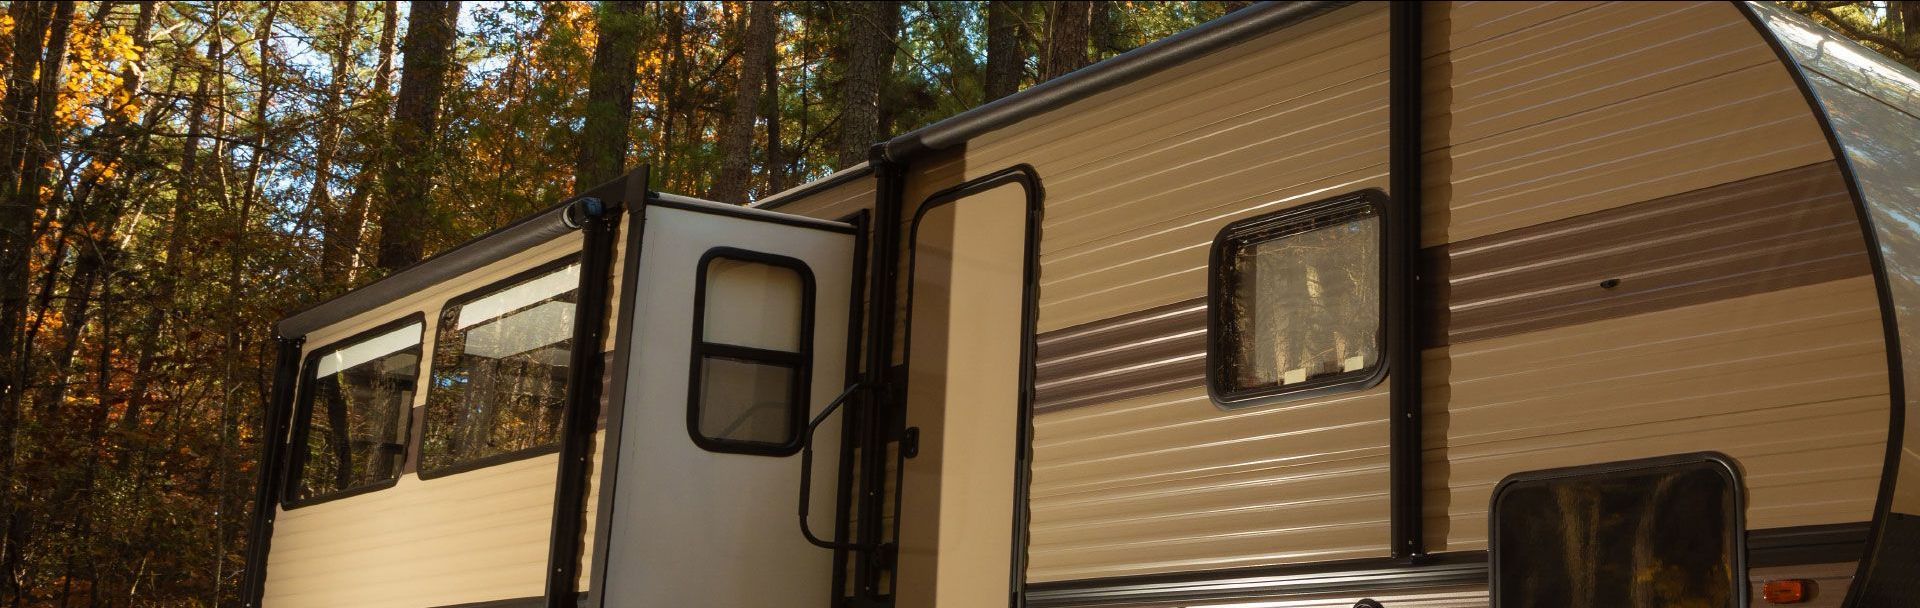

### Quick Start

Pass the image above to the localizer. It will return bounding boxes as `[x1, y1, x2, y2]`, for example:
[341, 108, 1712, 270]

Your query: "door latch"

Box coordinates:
[901, 427, 920, 459]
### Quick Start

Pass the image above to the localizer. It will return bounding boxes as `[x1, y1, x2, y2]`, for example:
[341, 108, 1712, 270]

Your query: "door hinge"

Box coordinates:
[900, 427, 920, 459]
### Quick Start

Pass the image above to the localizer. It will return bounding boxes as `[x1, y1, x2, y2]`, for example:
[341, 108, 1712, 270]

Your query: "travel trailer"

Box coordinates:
[240, 2, 1920, 607]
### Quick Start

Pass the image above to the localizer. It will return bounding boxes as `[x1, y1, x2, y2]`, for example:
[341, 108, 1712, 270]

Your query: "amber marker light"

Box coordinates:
[1761, 579, 1812, 604]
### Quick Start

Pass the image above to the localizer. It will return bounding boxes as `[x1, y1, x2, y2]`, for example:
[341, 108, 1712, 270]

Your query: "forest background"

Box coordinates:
[0, 1, 1913, 605]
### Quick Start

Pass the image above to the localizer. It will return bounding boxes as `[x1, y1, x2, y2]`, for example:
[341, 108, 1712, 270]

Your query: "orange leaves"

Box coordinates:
[55, 14, 146, 129]
[0, 12, 14, 66]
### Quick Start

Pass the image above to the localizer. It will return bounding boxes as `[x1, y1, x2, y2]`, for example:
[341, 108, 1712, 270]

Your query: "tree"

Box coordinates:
[0, 3, 1249, 603]
[986, 1, 1030, 101]
[1, 4, 74, 599]
[575, 1, 649, 192]
[712, 1, 781, 203]
[837, 1, 902, 169]
[1790, 1, 1920, 71]
[1092, 1, 1126, 60]
[1042, 1, 1092, 80]
[375, 0, 464, 271]
[311, 1, 361, 285]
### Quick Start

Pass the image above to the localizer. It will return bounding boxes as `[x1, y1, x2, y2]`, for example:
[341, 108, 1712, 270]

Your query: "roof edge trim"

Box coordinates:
[275, 168, 650, 338]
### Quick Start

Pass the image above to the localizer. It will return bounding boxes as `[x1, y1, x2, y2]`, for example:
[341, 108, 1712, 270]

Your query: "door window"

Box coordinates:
[687, 249, 814, 455]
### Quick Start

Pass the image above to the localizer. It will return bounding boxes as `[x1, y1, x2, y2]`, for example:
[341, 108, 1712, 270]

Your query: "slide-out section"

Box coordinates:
[591, 201, 856, 606]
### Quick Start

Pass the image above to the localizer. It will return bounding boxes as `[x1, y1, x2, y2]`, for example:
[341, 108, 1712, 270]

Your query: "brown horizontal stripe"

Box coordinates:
[1033, 161, 1867, 412]
[1426, 160, 1866, 345]
[1034, 299, 1207, 413]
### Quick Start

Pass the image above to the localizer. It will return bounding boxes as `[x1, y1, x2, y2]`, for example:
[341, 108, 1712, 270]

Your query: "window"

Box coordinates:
[1491, 453, 1745, 607]
[421, 257, 580, 477]
[288, 317, 424, 505]
[1207, 190, 1386, 407]
[687, 248, 814, 456]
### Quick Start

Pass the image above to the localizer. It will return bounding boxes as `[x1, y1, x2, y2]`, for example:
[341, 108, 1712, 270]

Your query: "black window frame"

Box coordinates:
[685, 247, 816, 457]
[1205, 188, 1391, 409]
[417, 254, 584, 480]
[1488, 452, 1748, 608]
[283, 313, 427, 508]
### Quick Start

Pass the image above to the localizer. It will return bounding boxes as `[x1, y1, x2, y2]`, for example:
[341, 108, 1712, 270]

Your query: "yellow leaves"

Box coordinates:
[0, 12, 146, 124]
[0, 13, 13, 99]
[55, 17, 147, 128]
[84, 157, 121, 182]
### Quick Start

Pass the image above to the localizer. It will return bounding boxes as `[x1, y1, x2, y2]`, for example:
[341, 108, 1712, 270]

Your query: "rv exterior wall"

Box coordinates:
[754, 0, 1891, 601]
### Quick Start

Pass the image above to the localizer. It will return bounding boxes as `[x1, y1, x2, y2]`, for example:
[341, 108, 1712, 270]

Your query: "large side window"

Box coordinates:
[421, 257, 581, 477]
[1207, 190, 1386, 407]
[1491, 454, 1744, 607]
[687, 248, 814, 456]
[288, 317, 424, 506]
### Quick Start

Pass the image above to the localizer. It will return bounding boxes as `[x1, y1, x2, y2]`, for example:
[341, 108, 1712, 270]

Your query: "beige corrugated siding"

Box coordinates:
[755, 171, 877, 221]
[998, 3, 1392, 333]
[1425, 277, 1888, 552]
[264, 437, 604, 607]
[1422, 1, 1834, 246]
[977, 3, 1397, 582]
[1029, 385, 1390, 582]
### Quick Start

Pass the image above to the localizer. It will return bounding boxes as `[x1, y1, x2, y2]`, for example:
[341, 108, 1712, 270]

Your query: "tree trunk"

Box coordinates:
[374, 0, 463, 271]
[0, 4, 71, 600]
[328, 0, 400, 288]
[764, 38, 784, 194]
[1090, 0, 1125, 60]
[575, 1, 648, 192]
[43, 0, 154, 411]
[710, 1, 779, 204]
[0, 4, 53, 472]
[313, 1, 359, 286]
[986, 1, 1028, 101]
[7, 0, 75, 395]
[1042, 1, 1091, 80]
[836, 1, 901, 170]
[0, 2, 53, 205]
[1904, 3, 1920, 55]
[123, 9, 223, 437]
[214, 6, 279, 594]
[657, 1, 687, 183]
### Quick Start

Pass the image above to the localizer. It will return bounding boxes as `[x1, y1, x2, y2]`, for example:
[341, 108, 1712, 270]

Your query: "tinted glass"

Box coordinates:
[702, 258, 805, 351]
[696, 356, 798, 445]
[1215, 204, 1381, 395]
[423, 260, 579, 473]
[294, 321, 423, 502]
[1494, 464, 1739, 607]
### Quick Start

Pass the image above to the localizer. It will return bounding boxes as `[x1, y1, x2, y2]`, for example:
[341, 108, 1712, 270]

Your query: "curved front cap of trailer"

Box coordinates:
[1745, 2, 1920, 604]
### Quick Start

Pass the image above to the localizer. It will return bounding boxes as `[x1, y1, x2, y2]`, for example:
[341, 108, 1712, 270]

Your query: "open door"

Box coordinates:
[589, 196, 859, 606]
[894, 168, 1041, 608]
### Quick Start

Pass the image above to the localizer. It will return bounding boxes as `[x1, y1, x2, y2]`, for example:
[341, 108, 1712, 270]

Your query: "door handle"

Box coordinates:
[799, 382, 872, 551]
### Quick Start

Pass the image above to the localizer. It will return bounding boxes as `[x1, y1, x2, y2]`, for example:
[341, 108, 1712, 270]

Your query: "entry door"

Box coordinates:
[593, 202, 856, 606]
[894, 169, 1039, 607]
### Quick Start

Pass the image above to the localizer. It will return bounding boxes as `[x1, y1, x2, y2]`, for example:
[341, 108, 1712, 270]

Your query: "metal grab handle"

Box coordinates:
[800, 382, 870, 551]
